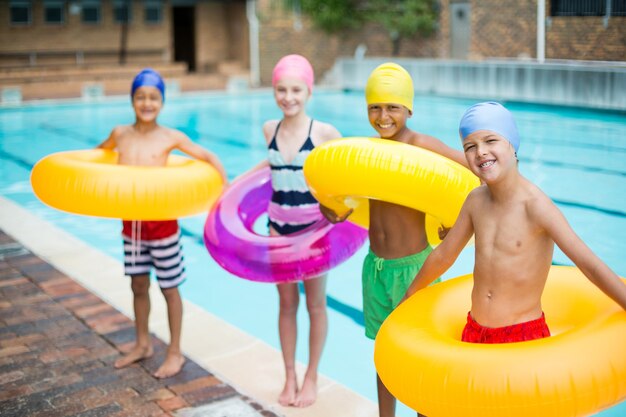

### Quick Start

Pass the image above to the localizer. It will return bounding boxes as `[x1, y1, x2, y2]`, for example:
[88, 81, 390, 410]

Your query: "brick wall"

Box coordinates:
[196, 3, 231, 72]
[470, 0, 537, 59]
[1, 1, 623, 79]
[0, 1, 171, 63]
[195, 2, 248, 74]
[225, 2, 250, 68]
[547, 17, 626, 61]
[438, 0, 452, 59]
[467, 0, 625, 61]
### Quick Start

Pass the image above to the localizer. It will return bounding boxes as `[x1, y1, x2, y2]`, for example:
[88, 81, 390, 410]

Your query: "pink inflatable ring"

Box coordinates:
[203, 167, 367, 283]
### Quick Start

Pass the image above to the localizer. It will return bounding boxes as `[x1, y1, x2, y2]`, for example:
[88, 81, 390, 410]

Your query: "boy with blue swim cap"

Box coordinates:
[404, 101, 626, 345]
[97, 68, 227, 378]
[131, 68, 165, 100]
[322, 62, 469, 417]
[459, 101, 520, 156]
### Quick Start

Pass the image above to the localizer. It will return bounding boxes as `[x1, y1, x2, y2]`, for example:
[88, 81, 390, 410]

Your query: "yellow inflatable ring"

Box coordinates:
[31, 149, 223, 220]
[303, 137, 479, 244]
[375, 266, 626, 417]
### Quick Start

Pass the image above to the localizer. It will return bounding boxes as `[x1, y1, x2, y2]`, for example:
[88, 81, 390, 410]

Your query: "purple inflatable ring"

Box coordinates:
[203, 167, 367, 283]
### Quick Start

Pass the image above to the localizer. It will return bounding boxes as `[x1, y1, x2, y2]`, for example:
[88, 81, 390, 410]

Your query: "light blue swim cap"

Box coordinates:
[131, 68, 165, 101]
[459, 102, 520, 152]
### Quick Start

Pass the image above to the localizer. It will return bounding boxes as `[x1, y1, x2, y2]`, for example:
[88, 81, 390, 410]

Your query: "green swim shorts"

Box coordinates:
[362, 246, 440, 339]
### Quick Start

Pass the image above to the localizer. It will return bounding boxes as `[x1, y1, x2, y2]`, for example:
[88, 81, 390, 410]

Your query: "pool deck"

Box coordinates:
[0, 196, 378, 417]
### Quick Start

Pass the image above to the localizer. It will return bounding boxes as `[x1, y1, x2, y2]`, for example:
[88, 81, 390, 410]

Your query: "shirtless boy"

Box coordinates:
[98, 68, 227, 378]
[323, 63, 468, 417]
[403, 101, 626, 344]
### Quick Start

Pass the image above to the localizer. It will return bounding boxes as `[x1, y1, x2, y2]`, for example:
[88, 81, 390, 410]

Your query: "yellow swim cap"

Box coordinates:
[365, 63, 414, 112]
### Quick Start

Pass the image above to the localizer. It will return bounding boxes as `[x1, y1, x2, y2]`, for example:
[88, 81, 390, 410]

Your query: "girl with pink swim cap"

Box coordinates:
[252, 54, 345, 407]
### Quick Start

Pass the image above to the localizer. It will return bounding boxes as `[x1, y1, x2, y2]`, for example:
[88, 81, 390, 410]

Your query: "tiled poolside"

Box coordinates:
[0, 196, 378, 417]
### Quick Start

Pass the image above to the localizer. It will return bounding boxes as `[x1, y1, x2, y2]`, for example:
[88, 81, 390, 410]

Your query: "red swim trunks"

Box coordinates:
[122, 220, 178, 240]
[461, 312, 551, 344]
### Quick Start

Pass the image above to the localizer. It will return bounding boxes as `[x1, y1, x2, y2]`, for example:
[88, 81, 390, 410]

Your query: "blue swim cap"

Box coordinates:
[459, 102, 520, 152]
[131, 68, 165, 101]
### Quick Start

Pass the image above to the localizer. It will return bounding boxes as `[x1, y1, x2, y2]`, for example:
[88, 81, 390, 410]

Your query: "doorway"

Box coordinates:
[450, 2, 470, 59]
[172, 6, 196, 71]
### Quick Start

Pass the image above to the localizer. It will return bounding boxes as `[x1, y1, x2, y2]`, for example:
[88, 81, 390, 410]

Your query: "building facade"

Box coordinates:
[0, 0, 249, 73]
[1, 0, 624, 86]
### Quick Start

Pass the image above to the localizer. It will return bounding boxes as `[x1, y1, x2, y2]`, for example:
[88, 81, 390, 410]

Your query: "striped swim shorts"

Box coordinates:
[122, 229, 186, 289]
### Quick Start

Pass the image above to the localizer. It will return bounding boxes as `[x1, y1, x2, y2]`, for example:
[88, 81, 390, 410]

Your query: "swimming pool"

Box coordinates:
[1, 90, 625, 416]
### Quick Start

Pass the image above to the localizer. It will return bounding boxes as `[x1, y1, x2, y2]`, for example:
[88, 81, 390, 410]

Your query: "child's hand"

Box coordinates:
[333, 208, 353, 223]
[320, 205, 352, 224]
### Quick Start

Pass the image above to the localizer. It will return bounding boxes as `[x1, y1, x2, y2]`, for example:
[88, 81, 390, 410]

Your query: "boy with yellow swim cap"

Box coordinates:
[322, 62, 468, 417]
[97, 69, 227, 379]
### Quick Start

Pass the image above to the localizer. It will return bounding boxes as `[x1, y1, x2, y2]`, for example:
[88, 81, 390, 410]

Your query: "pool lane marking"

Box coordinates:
[33, 120, 626, 177]
[5, 122, 626, 219]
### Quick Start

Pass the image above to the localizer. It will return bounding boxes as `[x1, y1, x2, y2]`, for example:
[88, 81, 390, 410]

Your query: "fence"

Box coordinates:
[331, 57, 626, 111]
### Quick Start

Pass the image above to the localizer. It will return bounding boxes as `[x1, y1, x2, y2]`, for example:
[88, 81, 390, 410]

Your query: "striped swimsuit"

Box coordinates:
[268, 119, 323, 235]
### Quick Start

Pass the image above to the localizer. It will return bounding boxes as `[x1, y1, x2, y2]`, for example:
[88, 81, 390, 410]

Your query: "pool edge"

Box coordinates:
[0, 195, 378, 417]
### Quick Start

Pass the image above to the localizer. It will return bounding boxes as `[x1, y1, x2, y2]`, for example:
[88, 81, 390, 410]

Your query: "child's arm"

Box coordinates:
[402, 192, 476, 301]
[315, 123, 349, 222]
[96, 127, 121, 149]
[534, 196, 626, 310]
[175, 132, 228, 184]
[248, 159, 270, 172]
[416, 134, 469, 169]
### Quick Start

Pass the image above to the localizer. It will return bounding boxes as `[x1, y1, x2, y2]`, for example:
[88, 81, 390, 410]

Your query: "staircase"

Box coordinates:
[0, 61, 238, 103]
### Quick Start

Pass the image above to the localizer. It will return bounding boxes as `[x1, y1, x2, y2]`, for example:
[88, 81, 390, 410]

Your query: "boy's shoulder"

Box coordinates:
[161, 124, 184, 138]
[466, 184, 489, 206]
[521, 179, 554, 213]
[406, 130, 439, 147]
[108, 124, 134, 139]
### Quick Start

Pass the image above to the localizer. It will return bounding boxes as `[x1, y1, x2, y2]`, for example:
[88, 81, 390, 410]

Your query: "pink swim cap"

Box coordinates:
[271, 54, 314, 92]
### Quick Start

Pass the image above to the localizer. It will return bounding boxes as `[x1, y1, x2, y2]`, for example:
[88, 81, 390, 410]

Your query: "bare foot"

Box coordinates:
[294, 375, 317, 407]
[114, 344, 153, 369]
[278, 375, 298, 407]
[153, 352, 185, 379]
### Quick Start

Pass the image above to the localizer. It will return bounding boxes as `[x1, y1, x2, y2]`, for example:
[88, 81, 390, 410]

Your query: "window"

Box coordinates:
[551, 0, 626, 16]
[612, 0, 626, 15]
[44, 1, 65, 24]
[145, 0, 162, 24]
[113, 0, 132, 23]
[81, 0, 101, 24]
[10, 0, 31, 25]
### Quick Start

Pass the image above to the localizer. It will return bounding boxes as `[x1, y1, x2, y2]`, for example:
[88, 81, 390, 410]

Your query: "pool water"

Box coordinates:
[1, 90, 625, 416]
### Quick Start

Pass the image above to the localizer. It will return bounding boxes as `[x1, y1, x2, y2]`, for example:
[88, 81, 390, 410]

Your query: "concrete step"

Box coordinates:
[3, 72, 228, 102]
[0, 62, 188, 85]
[217, 60, 249, 76]
[175, 73, 229, 92]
